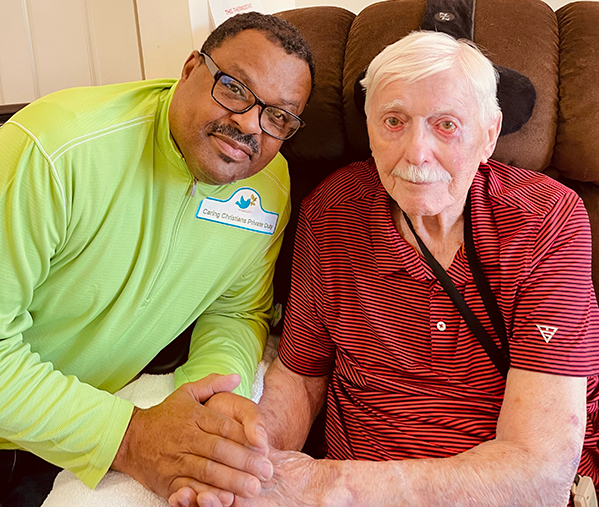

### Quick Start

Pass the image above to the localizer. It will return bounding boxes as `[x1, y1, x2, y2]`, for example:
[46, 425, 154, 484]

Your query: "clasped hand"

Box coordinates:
[170, 449, 323, 507]
[111, 373, 273, 507]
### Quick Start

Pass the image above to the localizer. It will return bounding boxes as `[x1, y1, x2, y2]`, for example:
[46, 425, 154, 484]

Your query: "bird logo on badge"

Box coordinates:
[236, 193, 257, 210]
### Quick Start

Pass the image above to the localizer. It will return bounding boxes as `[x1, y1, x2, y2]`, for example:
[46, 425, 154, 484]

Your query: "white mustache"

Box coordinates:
[392, 164, 452, 184]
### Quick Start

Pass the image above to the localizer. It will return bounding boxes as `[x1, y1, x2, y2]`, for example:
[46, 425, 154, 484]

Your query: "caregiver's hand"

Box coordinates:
[111, 373, 273, 504]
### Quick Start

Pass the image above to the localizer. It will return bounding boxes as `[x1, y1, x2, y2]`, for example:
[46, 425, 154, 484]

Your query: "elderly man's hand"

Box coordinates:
[111, 373, 273, 505]
[169, 450, 331, 507]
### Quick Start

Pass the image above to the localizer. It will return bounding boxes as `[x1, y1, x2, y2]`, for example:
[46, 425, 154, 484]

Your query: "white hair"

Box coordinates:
[361, 31, 500, 124]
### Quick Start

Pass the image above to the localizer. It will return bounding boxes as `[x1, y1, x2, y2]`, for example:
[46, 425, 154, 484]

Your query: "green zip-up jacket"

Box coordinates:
[0, 79, 290, 488]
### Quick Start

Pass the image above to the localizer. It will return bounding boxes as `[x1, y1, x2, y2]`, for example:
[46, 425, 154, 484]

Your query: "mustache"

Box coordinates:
[392, 164, 452, 183]
[209, 122, 259, 155]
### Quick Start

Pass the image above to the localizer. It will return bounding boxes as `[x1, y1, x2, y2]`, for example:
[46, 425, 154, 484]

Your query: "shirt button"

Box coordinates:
[436, 321, 446, 331]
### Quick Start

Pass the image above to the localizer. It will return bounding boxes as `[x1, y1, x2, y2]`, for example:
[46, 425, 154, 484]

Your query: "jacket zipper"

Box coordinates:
[142, 177, 196, 305]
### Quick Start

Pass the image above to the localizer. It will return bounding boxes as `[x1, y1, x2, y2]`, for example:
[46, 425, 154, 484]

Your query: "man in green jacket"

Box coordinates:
[0, 11, 313, 507]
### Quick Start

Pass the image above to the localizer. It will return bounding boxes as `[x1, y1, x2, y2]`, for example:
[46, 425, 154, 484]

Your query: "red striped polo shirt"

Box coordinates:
[279, 158, 599, 481]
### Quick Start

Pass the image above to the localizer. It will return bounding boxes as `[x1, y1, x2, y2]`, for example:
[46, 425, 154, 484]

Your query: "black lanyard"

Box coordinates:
[403, 195, 510, 379]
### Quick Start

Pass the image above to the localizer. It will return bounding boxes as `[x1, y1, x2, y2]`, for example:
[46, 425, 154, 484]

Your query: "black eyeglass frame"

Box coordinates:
[200, 52, 306, 141]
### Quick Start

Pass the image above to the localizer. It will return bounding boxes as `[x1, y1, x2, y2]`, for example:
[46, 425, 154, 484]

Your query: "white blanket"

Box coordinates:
[42, 335, 279, 507]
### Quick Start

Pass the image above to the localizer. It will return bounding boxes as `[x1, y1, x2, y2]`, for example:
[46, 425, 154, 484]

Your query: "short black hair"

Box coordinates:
[201, 12, 315, 93]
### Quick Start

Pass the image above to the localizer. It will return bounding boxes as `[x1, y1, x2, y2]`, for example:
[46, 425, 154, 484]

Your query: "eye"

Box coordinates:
[272, 109, 287, 121]
[220, 76, 248, 100]
[265, 107, 291, 128]
[384, 116, 402, 129]
[438, 120, 457, 133]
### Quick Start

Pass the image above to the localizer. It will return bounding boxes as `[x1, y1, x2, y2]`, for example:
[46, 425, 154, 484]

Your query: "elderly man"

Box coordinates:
[0, 12, 313, 507]
[169, 31, 599, 507]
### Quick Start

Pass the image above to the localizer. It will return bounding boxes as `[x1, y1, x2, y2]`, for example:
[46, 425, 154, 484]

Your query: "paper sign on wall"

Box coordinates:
[209, 0, 265, 28]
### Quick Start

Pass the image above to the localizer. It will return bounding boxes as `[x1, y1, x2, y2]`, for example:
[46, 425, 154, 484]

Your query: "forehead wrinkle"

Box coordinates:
[225, 62, 301, 111]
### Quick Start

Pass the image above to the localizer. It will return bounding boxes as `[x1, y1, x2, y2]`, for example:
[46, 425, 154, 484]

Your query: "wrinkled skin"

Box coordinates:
[169, 450, 327, 507]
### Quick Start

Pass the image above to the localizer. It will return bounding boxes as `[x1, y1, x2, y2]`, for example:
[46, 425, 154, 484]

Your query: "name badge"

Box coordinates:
[196, 187, 278, 235]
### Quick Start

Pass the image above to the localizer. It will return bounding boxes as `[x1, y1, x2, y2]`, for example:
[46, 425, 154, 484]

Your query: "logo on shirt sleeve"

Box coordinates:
[536, 324, 558, 343]
[196, 187, 278, 235]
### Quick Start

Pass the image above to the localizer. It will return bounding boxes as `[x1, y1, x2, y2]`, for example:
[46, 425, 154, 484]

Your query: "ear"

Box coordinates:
[480, 112, 502, 163]
[180, 50, 202, 81]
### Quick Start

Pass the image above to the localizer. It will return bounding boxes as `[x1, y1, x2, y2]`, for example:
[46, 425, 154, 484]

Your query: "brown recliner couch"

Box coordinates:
[272, 0, 599, 330]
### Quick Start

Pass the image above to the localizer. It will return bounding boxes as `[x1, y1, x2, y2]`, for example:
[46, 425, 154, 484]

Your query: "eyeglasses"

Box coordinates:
[201, 52, 305, 141]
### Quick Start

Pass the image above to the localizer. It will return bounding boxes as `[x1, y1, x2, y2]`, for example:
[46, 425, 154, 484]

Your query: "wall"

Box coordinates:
[0, 0, 142, 105]
[542, 0, 588, 8]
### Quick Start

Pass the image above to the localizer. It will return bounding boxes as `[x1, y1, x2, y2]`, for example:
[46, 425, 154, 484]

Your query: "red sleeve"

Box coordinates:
[510, 195, 599, 375]
[278, 201, 336, 376]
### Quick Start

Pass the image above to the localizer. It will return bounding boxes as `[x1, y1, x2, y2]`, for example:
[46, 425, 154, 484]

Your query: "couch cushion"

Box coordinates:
[475, 0, 558, 171]
[278, 6, 356, 171]
[554, 2, 599, 184]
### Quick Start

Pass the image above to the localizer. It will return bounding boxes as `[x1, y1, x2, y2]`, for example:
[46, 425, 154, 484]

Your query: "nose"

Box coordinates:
[403, 121, 430, 167]
[230, 104, 262, 136]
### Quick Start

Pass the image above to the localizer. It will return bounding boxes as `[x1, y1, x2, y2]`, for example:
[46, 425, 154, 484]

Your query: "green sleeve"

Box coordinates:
[0, 122, 134, 488]
[174, 215, 287, 398]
